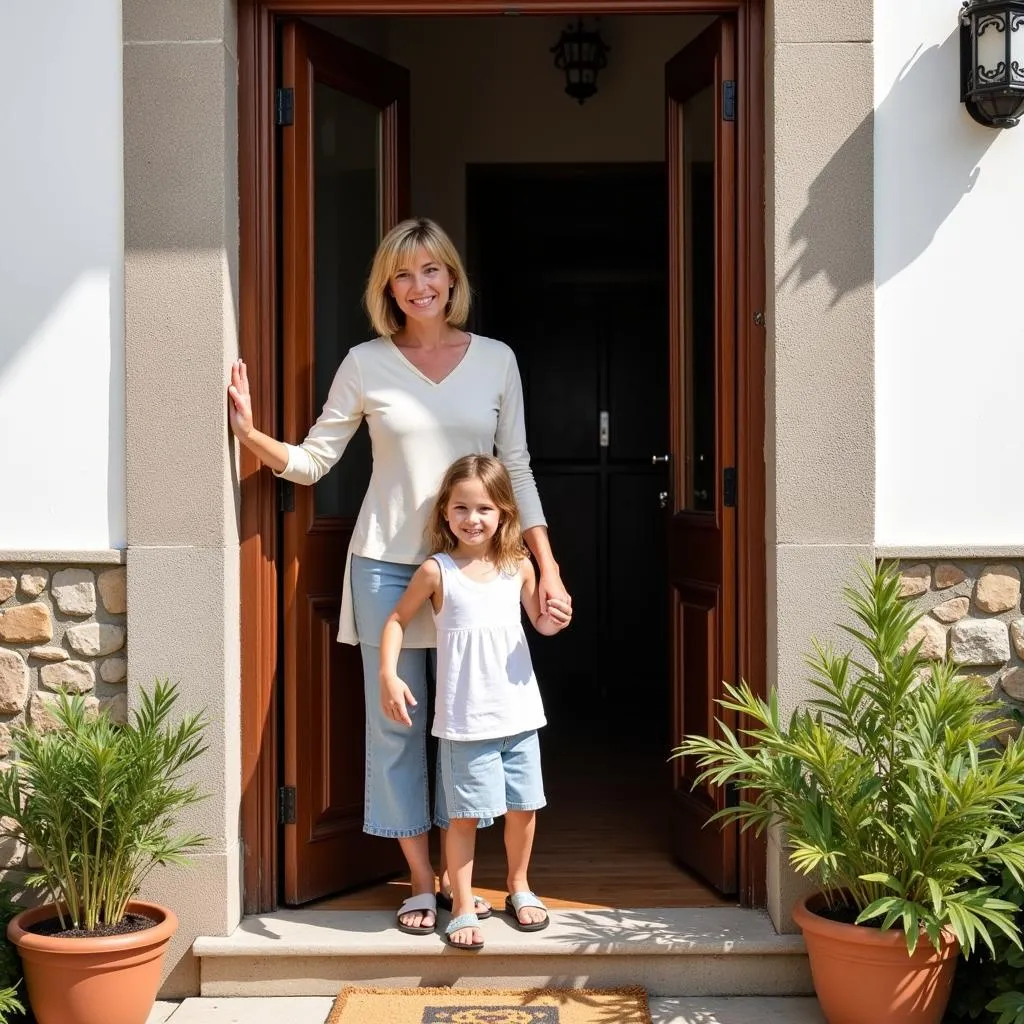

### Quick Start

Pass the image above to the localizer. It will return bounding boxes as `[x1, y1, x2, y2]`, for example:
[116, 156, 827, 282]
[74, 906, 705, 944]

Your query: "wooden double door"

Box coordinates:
[275, 16, 746, 905]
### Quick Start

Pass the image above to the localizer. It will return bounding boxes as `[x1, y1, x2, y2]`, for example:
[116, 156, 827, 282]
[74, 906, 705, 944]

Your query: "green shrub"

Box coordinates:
[0, 886, 24, 1022]
[0, 680, 208, 932]
[948, 868, 1024, 1024]
[672, 561, 1024, 957]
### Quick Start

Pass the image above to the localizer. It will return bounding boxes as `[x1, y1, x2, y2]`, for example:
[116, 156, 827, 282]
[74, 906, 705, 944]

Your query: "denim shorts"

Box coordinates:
[351, 555, 491, 838]
[437, 729, 546, 825]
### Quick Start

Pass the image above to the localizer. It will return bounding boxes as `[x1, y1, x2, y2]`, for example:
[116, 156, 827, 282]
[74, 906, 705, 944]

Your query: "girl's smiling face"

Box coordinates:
[445, 477, 501, 552]
[389, 246, 453, 325]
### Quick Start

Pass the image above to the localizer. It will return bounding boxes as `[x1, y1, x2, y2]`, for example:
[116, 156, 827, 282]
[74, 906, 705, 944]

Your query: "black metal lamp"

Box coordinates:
[960, 0, 1024, 127]
[550, 18, 610, 105]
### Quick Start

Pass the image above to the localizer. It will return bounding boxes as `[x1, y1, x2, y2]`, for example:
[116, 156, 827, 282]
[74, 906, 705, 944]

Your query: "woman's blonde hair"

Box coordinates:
[427, 455, 527, 575]
[364, 218, 471, 337]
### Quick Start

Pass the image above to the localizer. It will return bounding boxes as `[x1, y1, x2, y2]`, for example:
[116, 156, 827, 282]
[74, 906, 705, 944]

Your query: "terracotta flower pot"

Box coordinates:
[792, 894, 959, 1024]
[7, 900, 177, 1024]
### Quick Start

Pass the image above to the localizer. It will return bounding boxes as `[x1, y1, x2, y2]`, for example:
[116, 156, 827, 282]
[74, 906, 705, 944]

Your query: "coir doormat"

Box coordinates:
[327, 986, 652, 1024]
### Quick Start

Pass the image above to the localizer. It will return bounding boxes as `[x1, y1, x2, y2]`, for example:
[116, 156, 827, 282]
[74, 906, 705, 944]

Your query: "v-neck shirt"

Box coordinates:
[275, 334, 547, 646]
[383, 335, 473, 386]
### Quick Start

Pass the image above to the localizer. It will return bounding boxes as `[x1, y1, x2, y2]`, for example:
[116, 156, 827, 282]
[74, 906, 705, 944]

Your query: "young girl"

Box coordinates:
[379, 454, 565, 950]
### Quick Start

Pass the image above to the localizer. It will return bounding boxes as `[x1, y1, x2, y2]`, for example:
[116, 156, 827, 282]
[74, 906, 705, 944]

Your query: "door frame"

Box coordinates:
[237, 0, 766, 914]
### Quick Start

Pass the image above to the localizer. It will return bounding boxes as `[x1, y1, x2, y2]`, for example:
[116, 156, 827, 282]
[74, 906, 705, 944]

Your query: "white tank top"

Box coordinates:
[430, 552, 546, 741]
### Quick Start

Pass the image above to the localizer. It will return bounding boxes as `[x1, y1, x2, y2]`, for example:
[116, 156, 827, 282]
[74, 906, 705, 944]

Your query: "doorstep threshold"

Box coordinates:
[193, 905, 803, 959]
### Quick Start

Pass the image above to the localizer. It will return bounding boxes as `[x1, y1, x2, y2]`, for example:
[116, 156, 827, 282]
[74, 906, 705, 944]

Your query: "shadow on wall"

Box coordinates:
[781, 28, 998, 306]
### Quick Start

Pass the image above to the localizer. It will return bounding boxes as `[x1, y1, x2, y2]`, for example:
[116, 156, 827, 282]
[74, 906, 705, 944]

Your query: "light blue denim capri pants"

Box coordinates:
[351, 555, 494, 837]
[351, 554, 437, 838]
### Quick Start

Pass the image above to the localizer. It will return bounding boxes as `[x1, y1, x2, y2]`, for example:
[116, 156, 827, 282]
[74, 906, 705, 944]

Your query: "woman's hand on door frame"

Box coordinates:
[228, 359, 254, 439]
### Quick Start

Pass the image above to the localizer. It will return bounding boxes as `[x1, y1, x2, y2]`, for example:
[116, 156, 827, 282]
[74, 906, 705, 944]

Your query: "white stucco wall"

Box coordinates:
[875, 0, 1024, 547]
[0, 1, 125, 550]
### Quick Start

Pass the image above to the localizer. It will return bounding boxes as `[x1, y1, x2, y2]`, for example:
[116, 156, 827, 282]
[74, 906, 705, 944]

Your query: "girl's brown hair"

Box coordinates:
[364, 218, 471, 338]
[427, 455, 527, 575]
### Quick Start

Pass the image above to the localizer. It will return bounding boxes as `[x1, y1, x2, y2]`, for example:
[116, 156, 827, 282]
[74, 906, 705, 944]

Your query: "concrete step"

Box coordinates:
[152, 996, 826, 1023]
[193, 906, 812, 998]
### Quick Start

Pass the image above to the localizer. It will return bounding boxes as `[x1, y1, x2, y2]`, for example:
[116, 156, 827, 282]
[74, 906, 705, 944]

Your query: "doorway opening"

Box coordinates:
[239, 0, 767, 916]
[280, 11, 733, 912]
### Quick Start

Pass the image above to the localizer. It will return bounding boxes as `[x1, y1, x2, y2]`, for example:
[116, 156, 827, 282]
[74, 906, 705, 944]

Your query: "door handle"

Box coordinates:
[658, 490, 670, 510]
[652, 454, 670, 465]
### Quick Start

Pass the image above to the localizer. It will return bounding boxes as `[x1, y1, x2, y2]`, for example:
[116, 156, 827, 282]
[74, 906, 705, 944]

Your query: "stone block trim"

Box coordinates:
[894, 560, 1024, 744]
[0, 563, 128, 870]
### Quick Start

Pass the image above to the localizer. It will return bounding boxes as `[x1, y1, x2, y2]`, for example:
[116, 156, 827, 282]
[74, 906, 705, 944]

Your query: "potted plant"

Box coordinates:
[0, 680, 208, 1024]
[672, 562, 1024, 1024]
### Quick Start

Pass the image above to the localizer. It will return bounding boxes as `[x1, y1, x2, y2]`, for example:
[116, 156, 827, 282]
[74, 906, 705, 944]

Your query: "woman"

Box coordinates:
[227, 218, 571, 934]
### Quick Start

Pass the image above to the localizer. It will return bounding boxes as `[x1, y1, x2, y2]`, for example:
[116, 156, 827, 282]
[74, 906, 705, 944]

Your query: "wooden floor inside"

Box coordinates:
[306, 718, 731, 911]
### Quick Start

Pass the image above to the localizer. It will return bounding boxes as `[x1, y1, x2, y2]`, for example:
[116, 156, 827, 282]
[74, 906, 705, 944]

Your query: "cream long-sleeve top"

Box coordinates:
[275, 334, 547, 647]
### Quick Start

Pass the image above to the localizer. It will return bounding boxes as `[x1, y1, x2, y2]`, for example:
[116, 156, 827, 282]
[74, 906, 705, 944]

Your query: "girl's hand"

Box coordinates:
[538, 570, 572, 632]
[228, 359, 254, 439]
[380, 674, 417, 727]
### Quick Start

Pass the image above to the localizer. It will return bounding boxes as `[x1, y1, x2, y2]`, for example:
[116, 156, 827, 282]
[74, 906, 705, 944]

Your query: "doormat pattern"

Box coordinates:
[327, 986, 652, 1024]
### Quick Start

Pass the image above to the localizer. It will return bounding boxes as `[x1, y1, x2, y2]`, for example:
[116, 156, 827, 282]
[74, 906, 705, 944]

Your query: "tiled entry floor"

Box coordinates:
[149, 996, 826, 1023]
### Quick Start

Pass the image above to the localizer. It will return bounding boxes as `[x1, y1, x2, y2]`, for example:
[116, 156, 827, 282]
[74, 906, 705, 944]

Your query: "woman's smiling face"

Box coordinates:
[389, 246, 453, 325]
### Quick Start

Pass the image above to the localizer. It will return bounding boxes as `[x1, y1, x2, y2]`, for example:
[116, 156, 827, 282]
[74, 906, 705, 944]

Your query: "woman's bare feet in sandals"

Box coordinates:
[398, 867, 437, 932]
[399, 898, 435, 931]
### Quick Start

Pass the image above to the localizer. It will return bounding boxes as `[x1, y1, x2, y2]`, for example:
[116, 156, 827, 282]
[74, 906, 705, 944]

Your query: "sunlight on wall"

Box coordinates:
[875, 0, 1024, 546]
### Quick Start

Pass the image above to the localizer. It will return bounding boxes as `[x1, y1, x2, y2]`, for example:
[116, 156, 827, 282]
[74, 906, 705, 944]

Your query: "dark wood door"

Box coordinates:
[523, 280, 669, 733]
[467, 166, 670, 738]
[279, 20, 409, 904]
[664, 18, 739, 895]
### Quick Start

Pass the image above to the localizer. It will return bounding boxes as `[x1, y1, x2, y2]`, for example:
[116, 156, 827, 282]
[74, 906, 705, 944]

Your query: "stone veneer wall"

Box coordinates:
[0, 564, 128, 874]
[897, 559, 1024, 741]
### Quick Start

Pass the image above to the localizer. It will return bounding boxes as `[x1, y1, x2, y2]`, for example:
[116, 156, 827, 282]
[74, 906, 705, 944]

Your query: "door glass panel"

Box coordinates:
[313, 80, 380, 519]
[682, 85, 715, 513]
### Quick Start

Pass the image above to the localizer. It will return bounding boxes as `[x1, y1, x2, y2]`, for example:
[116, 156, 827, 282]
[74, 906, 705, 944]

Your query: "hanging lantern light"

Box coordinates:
[550, 17, 610, 105]
[960, 0, 1024, 128]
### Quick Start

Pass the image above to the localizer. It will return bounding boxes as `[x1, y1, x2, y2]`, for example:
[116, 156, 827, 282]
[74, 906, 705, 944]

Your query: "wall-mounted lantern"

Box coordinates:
[550, 18, 610, 105]
[960, 0, 1024, 127]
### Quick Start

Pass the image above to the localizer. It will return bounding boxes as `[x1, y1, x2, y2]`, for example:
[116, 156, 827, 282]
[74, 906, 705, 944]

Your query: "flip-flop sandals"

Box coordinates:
[504, 891, 550, 933]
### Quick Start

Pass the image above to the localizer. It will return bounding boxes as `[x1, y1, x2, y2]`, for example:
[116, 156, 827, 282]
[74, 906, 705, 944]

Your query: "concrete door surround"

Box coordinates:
[122, 0, 873, 997]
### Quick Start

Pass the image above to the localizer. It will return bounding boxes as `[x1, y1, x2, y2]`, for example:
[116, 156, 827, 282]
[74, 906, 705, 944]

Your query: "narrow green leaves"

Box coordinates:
[671, 560, 1024, 957]
[0, 680, 209, 931]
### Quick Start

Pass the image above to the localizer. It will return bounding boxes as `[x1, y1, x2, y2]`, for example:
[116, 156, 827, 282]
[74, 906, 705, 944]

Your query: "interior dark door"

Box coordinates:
[467, 166, 669, 735]
[664, 18, 740, 895]
[279, 20, 409, 904]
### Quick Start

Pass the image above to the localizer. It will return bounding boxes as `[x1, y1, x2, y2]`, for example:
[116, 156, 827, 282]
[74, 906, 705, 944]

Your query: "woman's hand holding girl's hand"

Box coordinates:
[538, 571, 573, 633]
[534, 599, 572, 636]
[227, 359, 254, 439]
[380, 673, 417, 727]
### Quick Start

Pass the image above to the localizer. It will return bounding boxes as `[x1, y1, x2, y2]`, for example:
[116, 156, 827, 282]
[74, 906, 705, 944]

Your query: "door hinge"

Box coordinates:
[723, 467, 737, 507]
[278, 479, 295, 513]
[275, 87, 294, 127]
[278, 785, 297, 825]
[723, 80, 736, 122]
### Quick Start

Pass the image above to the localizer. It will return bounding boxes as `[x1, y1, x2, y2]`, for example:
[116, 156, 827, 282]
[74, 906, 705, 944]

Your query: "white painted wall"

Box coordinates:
[875, 0, 1024, 546]
[0, 1, 124, 550]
